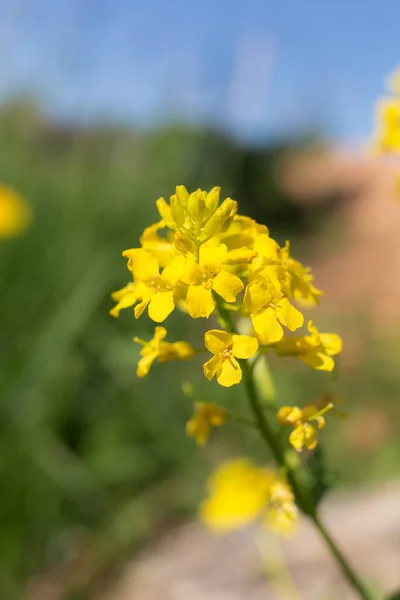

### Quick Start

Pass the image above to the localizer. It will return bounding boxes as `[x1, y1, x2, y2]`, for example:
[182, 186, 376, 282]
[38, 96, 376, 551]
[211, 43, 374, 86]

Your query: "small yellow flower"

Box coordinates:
[134, 326, 193, 377]
[203, 329, 258, 387]
[182, 243, 244, 318]
[275, 320, 342, 372]
[186, 402, 228, 445]
[199, 458, 298, 535]
[371, 97, 400, 154]
[0, 185, 31, 238]
[277, 402, 333, 452]
[244, 274, 303, 344]
[122, 248, 185, 322]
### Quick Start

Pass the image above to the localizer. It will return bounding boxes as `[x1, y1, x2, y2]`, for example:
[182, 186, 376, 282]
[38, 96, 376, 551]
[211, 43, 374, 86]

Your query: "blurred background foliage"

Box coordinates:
[1, 99, 400, 600]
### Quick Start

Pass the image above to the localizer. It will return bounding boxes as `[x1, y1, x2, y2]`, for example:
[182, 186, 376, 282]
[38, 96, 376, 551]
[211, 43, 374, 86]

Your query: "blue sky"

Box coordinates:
[0, 0, 399, 143]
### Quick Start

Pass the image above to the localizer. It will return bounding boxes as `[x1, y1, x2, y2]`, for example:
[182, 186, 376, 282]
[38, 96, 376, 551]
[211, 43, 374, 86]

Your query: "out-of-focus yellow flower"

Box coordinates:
[156, 185, 238, 247]
[200, 458, 298, 535]
[217, 214, 269, 252]
[244, 274, 303, 344]
[186, 402, 228, 445]
[0, 185, 31, 238]
[372, 99, 400, 154]
[122, 248, 185, 322]
[134, 326, 193, 377]
[182, 243, 244, 318]
[274, 320, 342, 372]
[277, 402, 333, 452]
[203, 329, 258, 387]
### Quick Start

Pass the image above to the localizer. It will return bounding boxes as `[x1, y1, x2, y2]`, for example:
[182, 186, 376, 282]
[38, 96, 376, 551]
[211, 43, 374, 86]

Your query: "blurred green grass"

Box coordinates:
[1, 100, 400, 599]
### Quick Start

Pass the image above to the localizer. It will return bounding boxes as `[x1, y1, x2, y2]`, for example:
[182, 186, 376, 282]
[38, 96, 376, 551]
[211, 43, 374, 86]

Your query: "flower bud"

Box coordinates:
[203, 199, 238, 238]
[170, 193, 185, 226]
[156, 197, 176, 229]
[187, 189, 207, 223]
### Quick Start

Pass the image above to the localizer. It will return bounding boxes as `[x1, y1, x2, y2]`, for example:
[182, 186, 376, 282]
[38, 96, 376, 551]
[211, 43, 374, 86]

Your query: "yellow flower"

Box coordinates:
[275, 320, 342, 372]
[110, 281, 143, 317]
[200, 459, 275, 532]
[0, 185, 31, 238]
[244, 274, 303, 344]
[186, 402, 228, 446]
[277, 402, 333, 452]
[122, 248, 185, 322]
[203, 329, 258, 387]
[156, 185, 238, 247]
[134, 326, 193, 377]
[217, 214, 269, 251]
[199, 458, 298, 535]
[182, 243, 244, 318]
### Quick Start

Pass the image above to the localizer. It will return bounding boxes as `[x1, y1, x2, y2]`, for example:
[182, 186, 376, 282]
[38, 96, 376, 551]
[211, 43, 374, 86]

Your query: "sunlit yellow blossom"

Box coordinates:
[182, 243, 244, 318]
[0, 185, 31, 238]
[134, 326, 193, 377]
[140, 220, 176, 267]
[277, 402, 333, 452]
[186, 402, 228, 445]
[122, 248, 185, 322]
[275, 320, 342, 372]
[156, 185, 238, 248]
[244, 274, 303, 344]
[200, 458, 298, 535]
[203, 329, 258, 387]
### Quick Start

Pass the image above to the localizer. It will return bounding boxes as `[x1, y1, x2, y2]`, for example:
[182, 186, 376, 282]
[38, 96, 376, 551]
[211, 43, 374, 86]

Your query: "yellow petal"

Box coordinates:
[134, 297, 151, 319]
[212, 270, 244, 302]
[137, 350, 158, 377]
[169, 341, 194, 360]
[254, 233, 279, 260]
[109, 291, 138, 318]
[232, 335, 258, 359]
[162, 254, 185, 286]
[185, 284, 215, 318]
[186, 415, 210, 446]
[217, 357, 242, 387]
[277, 406, 303, 425]
[252, 309, 284, 344]
[205, 330, 232, 354]
[148, 290, 175, 322]
[153, 326, 167, 344]
[199, 242, 227, 272]
[276, 298, 304, 331]
[301, 350, 335, 372]
[289, 423, 317, 452]
[182, 254, 200, 285]
[123, 248, 159, 281]
[203, 353, 223, 380]
[320, 333, 343, 356]
[243, 278, 275, 314]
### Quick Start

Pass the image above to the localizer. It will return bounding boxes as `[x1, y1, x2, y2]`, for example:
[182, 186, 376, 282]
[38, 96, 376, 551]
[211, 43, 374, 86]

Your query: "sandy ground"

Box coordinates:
[100, 481, 400, 600]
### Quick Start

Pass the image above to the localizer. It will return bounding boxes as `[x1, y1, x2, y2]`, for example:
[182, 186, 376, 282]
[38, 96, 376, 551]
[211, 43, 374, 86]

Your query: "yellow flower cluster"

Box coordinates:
[112, 185, 342, 457]
[371, 68, 400, 154]
[0, 185, 31, 239]
[200, 458, 298, 535]
[277, 400, 333, 452]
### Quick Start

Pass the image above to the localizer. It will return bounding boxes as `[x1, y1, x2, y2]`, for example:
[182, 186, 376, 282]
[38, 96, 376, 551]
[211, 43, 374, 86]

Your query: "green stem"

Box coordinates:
[312, 515, 378, 600]
[214, 295, 376, 600]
